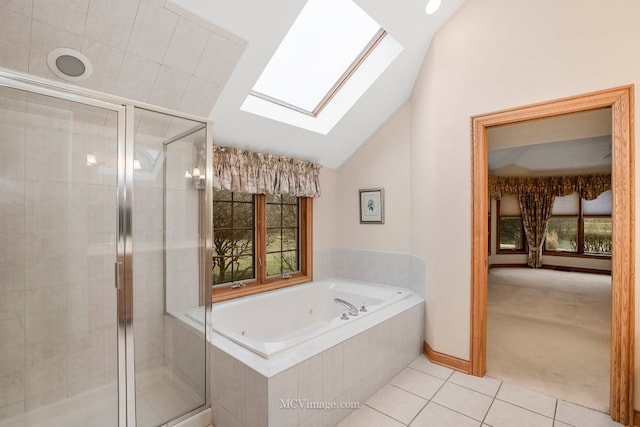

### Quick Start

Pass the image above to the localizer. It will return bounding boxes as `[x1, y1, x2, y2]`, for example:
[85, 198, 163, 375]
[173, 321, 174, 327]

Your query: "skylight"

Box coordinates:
[241, 0, 403, 134]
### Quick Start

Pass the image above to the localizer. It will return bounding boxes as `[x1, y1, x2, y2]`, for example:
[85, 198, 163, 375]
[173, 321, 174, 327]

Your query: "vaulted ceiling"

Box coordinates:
[0, 0, 467, 168]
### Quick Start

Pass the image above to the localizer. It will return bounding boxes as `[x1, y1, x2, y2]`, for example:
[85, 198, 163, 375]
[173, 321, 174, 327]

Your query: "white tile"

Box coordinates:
[194, 32, 245, 85]
[343, 333, 364, 391]
[163, 17, 210, 74]
[449, 371, 502, 397]
[32, 0, 89, 35]
[77, 38, 125, 95]
[245, 368, 268, 427]
[0, 233, 25, 293]
[411, 402, 481, 427]
[409, 355, 454, 380]
[0, 0, 33, 15]
[390, 368, 444, 400]
[177, 77, 221, 117]
[554, 422, 572, 427]
[268, 366, 299, 427]
[115, 53, 160, 102]
[497, 382, 557, 418]
[485, 400, 553, 427]
[84, 0, 139, 49]
[0, 8, 31, 72]
[555, 400, 623, 427]
[297, 354, 323, 404]
[127, 0, 179, 62]
[432, 382, 493, 421]
[323, 343, 345, 401]
[148, 65, 191, 110]
[0, 344, 25, 408]
[337, 405, 404, 427]
[365, 384, 427, 425]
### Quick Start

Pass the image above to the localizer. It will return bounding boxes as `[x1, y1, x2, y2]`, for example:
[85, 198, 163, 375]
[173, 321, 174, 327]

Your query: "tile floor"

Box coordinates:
[337, 355, 623, 427]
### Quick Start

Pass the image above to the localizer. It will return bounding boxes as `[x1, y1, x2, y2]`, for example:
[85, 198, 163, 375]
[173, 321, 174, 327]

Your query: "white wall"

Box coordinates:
[337, 102, 412, 253]
[313, 167, 339, 251]
[409, 0, 640, 405]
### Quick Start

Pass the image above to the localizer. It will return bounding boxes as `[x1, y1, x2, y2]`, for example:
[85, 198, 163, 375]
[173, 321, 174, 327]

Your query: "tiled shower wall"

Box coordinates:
[0, 93, 119, 419]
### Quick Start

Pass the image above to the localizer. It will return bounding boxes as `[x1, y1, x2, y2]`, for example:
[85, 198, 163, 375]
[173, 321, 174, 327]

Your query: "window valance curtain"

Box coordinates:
[211, 145, 321, 197]
[489, 174, 611, 200]
[490, 173, 611, 268]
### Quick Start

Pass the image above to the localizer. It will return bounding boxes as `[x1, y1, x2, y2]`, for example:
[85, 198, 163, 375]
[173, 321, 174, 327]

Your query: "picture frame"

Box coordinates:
[359, 188, 384, 224]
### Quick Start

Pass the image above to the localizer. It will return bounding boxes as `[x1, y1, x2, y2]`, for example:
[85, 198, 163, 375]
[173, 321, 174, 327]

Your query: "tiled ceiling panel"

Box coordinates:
[0, 0, 246, 118]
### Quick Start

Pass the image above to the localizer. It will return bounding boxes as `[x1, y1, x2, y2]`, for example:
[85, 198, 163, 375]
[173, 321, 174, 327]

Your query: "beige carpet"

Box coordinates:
[487, 268, 611, 413]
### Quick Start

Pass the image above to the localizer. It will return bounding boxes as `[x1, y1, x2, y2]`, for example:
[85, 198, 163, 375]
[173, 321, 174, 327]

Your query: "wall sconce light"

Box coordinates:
[185, 167, 206, 189]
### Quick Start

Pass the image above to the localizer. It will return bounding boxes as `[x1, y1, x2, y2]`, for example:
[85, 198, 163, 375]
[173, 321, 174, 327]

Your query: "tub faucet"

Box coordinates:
[334, 298, 358, 316]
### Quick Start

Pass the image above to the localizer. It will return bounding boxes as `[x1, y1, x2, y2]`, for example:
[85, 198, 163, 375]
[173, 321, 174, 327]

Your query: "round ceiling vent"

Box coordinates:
[47, 48, 93, 82]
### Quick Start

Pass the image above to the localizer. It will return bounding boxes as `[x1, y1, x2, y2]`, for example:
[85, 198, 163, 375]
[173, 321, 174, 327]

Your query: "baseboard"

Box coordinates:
[423, 342, 471, 374]
[634, 409, 640, 427]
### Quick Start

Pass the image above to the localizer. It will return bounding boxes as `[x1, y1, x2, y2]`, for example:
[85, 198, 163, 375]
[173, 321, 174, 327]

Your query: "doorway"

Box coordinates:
[469, 86, 634, 425]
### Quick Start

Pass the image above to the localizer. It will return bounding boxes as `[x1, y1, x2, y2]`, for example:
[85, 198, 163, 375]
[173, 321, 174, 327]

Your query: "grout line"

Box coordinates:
[480, 381, 502, 425]
[492, 395, 557, 420]
[362, 403, 409, 426]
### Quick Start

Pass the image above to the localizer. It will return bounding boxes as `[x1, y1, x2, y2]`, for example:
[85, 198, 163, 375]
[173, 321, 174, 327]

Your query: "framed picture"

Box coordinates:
[359, 188, 384, 224]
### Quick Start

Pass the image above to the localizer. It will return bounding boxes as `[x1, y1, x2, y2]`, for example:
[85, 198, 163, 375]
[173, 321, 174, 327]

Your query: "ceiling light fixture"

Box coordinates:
[47, 48, 93, 82]
[425, 0, 442, 14]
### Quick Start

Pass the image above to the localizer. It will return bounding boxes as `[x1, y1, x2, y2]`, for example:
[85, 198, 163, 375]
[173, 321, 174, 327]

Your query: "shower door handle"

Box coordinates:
[115, 261, 124, 290]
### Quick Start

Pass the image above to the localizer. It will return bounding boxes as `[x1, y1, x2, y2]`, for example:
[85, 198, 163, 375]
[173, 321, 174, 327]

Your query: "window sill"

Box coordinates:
[497, 249, 527, 255]
[212, 273, 312, 303]
[543, 251, 611, 260]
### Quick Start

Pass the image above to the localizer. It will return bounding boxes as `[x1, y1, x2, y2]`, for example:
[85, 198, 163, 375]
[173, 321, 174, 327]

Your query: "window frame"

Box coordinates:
[212, 195, 313, 302]
[496, 199, 528, 254]
[543, 193, 611, 259]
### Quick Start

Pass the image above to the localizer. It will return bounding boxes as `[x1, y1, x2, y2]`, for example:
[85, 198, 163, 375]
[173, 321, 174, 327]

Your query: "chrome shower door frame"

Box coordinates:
[0, 67, 213, 427]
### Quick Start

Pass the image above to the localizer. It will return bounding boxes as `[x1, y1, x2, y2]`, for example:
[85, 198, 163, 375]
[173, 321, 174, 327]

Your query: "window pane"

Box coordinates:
[282, 205, 298, 227]
[232, 230, 254, 256]
[281, 250, 298, 274]
[266, 229, 282, 252]
[250, 0, 381, 113]
[233, 201, 254, 228]
[499, 217, 524, 250]
[212, 191, 256, 285]
[266, 253, 282, 276]
[545, 217, 578, 252]
[234, 192, 253, 202]
[213, 188, 232, 201]
[584, 217, 612, 254]
[213, 202, 232, 228]
[583, 190, 612, 215]
[281, 194, 298, 204]
[266, 203, 282, 227]
[282, 228, 298, 251]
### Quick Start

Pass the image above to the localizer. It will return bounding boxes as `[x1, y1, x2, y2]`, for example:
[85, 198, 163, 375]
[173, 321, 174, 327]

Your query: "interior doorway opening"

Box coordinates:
[470, 86, 634, 425]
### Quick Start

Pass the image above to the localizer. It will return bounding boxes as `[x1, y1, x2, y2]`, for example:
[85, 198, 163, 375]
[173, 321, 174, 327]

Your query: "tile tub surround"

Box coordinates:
[209, 300, 424, 427]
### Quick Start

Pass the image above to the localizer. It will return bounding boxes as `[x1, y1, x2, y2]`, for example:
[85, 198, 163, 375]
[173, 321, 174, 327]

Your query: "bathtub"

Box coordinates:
[168, 278, 424, 426]
[210, 278, 411, 358]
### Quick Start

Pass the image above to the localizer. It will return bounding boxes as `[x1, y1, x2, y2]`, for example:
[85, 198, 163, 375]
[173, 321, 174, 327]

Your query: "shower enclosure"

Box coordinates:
[0, 68, 212, 426]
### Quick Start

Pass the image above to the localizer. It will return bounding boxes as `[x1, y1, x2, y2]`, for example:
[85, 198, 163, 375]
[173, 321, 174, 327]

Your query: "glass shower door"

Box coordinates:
[0, 84, 121, 426]
[131, 108, 209, 427]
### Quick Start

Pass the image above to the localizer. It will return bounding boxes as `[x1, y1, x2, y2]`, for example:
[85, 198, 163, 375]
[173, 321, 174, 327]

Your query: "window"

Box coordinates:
[544, 191, 611, 256]
[497, 196, 526, 253]
[241, 0, 403, 134]
[212, 189, 313, 301]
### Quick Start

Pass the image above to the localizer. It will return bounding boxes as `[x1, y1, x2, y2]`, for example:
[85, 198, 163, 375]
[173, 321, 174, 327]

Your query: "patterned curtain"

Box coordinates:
[211, 146, 321, 197]
[491, 173, 610, 268]
[518, 193, 556, 268]
[489, 174, 611, 200]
